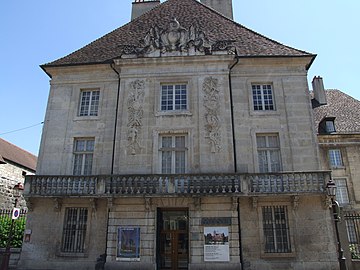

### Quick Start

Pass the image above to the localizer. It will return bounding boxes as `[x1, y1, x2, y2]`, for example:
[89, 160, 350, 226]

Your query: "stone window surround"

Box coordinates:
[250, 129, 285, 173]
[73, 84, 105, 121]
[247, 78, 281, 117]
[154, 77, 193, 117]
[56, 203, 93, 258]
[257, 200, 296, 258]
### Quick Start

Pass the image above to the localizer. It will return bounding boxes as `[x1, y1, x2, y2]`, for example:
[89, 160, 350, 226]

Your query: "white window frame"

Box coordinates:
[160, 84, 188, 112]
[78, 89, 100, 116]
[334, 178, 350, 205]
[256, 134, 282, 173]
[252, 84, 275, 111]
[328, 149, 343, 168]
[159, 134, 188, 174]
[73, 138, 95, 175]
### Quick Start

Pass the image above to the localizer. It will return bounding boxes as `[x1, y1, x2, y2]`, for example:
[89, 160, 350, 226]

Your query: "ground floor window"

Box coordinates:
[262, 205, 291, 253]
[61, 207, 88, 253]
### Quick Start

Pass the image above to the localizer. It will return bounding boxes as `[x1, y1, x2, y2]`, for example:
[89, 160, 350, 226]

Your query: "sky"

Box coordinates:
[0, 0, 359, 156]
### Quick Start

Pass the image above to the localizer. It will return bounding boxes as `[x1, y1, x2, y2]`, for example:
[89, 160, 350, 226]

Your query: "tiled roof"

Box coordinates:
[0, 138, 37, 171]
[312, 90, 360, 134]
[43, 0, 314, 67]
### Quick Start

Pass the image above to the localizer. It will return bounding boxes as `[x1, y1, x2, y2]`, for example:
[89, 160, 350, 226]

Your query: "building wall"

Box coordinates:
[37, 57, 319, 176]
[0, 161, 33, 209]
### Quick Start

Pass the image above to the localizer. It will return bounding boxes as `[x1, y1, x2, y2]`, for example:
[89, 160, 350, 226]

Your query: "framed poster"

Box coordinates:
[117, 227, 140, 261]
[204, 226, 229, 262]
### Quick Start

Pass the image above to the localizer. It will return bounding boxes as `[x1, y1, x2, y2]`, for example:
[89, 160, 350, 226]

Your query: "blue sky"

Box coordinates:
[1, 0, 359, 156]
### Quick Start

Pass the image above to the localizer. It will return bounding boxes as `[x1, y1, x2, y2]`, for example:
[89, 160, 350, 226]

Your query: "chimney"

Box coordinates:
[312, 76, 327, 105]
[200, 0, 233, 20]
[131, 0, 160, 20]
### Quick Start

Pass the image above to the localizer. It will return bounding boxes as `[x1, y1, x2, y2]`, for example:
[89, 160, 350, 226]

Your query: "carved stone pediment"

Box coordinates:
[120, 18, 235, 58]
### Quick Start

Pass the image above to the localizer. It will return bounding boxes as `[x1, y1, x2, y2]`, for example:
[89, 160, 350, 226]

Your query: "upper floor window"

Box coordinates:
[335, 178, 350, 205]
[160, 135, 187, 174]
[262, 205, 291, 253]
[252, 84, 275, 111]
[325, 120, 336, 133]
[78, 89, 100, 116]
[61, 207, 88, 253]
[73, 138, 94, 175]
[161, 84, 187, 111]
[257, 134, 281, 173]
[328, 149, 343, 168]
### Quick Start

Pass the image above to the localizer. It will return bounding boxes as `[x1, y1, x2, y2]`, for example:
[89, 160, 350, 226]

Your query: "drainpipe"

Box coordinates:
[103, 63, 121, 262]
[228, 56, 244, 270]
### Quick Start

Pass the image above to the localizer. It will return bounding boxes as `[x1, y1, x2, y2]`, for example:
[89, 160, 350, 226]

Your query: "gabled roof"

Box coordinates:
[312, 90, 360, 134]
[0, 138, 37, 171]
[43, 0, 314, 67]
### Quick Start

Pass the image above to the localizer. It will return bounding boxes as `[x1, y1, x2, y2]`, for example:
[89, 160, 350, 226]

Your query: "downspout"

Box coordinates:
[102, 63, 121, 262]
[228, 56, 244, 270]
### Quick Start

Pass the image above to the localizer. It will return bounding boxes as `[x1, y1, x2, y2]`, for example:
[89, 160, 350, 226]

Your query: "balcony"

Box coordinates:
[24, 171, 330, 197]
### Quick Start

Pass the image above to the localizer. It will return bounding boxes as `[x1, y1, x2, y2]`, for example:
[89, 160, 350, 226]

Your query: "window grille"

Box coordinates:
[345, 212, 360, 259]
[61, 208, 88, 253]
[262, 205, 291, 253]
[252, 84, 275, 111]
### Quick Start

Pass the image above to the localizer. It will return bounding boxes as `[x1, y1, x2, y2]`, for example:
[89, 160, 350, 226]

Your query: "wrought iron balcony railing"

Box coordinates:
[24, 171, 330, 197]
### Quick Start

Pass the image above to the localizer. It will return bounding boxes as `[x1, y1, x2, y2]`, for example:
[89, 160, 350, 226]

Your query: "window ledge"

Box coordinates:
[56, 252, 88, 258]
[155, 111, 192, 117]
[261, 252, 296, 259]
[330, 166, 345, 170]
[73, 116, 100, 121]
[250, 110, 280, 117]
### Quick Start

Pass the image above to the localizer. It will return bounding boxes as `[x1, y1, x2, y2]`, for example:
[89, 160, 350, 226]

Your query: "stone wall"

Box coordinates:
[0, 161, 33, 209]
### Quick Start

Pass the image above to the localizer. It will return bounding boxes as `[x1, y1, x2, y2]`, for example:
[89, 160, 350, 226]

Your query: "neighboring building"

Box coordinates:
[19, 1, 339, 269]
[312, 80, 360, 269]
[0, 138, 37, 209]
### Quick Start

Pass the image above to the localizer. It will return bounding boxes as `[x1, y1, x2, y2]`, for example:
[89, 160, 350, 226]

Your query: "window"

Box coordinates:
[325, 120, 336, 133]
[161, 84, 187, 111]
[328, 149, 343, 168]
[160, 135, 187, 174]
[252, 84, 275, 111]
[78, 89, 100, 116]
[335, 179, 350, 205]
[73, 139, 94, 175]
[61, 208, 88, 253]
[262, 206, 291, 253]
[257, 134, 281, 173]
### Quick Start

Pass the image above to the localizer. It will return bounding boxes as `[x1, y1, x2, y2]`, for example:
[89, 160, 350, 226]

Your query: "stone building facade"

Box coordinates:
[19, 0, 339, 269]
[0, 138, 37, 209]
[312, 81, 360, 270]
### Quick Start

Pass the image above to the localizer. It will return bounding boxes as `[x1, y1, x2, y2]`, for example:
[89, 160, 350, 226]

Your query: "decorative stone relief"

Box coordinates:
[203, 77, 222, 153]
[107, 198, 114, 211]
[292, 195, 300, 211]
[25, 197, 33, 212]
[53, 198, 62, 212]
[119, 18, 235, 58]
[90, 198, 97, 213]
[250, 197, 258, 210]
[323, 195, 332, 210]
[127, 80, 145, 155]
[145, 197, 152, 211]
[194, 197, 201, 211]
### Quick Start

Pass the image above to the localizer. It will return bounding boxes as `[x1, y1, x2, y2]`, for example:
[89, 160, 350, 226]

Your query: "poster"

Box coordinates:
[204, 226, 229, 262]
[117, 227, 140, 261]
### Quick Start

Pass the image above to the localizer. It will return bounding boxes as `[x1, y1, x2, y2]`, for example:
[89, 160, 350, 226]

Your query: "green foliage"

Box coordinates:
[0, 216, 26, 248]
[350, 244, 360, 260]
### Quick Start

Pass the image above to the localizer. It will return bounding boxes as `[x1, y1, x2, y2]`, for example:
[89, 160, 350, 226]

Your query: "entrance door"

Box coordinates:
[158, 209, 189, 270]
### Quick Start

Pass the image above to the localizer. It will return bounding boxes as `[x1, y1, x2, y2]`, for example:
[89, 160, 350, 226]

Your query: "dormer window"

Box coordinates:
[318, 117, 336, 134]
